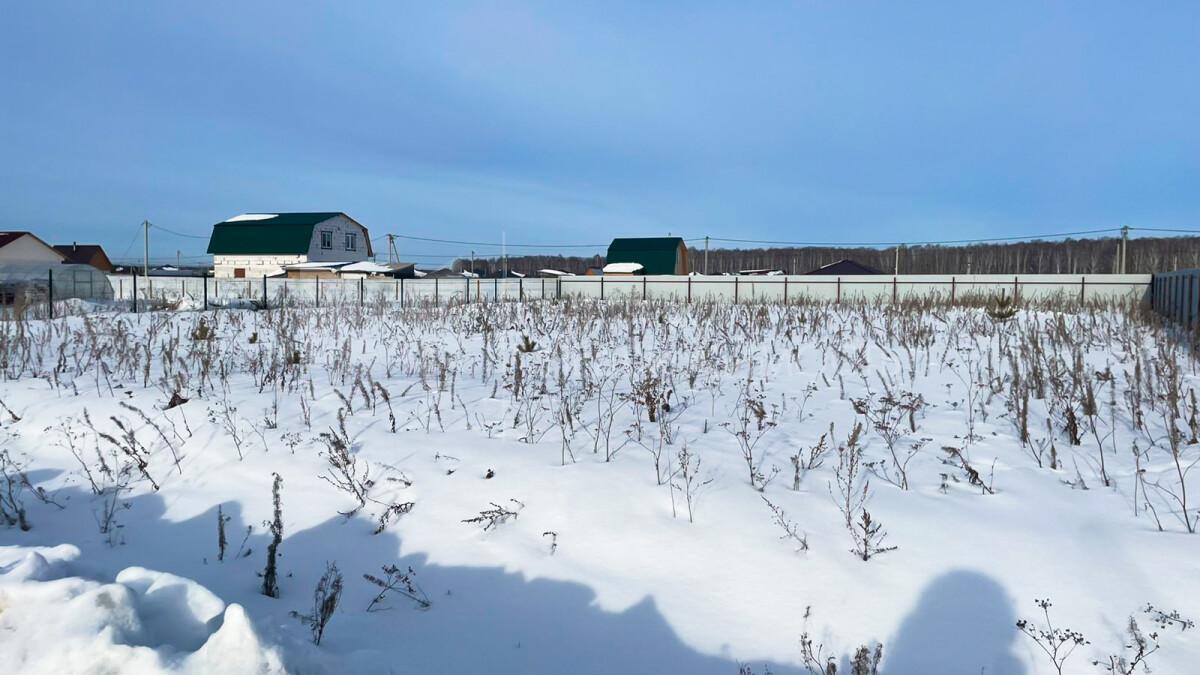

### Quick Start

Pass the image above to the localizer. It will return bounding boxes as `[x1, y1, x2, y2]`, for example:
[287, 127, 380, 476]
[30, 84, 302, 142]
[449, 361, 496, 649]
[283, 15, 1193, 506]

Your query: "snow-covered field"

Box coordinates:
[1, 300, 1197, 674]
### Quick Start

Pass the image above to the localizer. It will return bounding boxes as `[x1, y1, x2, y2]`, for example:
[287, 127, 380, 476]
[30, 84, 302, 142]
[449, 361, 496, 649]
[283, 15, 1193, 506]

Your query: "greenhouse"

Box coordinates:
[0, 263, 115, 309]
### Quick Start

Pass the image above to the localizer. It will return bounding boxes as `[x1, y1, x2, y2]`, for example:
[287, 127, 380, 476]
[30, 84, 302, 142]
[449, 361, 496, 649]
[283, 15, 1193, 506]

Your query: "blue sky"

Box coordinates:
[1, 2, 1197, 265]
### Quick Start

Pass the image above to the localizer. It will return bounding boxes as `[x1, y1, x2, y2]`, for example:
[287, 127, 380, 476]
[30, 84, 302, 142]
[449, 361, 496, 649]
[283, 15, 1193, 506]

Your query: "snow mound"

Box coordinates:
[0, 544, 80, 582]
[0, 550, 286, 674]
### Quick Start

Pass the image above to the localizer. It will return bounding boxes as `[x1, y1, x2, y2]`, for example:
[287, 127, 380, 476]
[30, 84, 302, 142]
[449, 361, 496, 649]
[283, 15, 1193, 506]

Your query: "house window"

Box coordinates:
[345, 232, 357, 251]
[320, 231, 333, 250]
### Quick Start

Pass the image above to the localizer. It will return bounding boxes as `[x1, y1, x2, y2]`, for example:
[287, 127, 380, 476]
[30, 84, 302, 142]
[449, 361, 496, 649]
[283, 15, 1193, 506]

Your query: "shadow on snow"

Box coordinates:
[4, 484, 808, 674]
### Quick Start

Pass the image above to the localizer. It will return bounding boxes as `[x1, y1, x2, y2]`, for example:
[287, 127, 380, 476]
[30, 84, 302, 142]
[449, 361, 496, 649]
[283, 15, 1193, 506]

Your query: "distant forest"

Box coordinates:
[456, 235, 1200, 276]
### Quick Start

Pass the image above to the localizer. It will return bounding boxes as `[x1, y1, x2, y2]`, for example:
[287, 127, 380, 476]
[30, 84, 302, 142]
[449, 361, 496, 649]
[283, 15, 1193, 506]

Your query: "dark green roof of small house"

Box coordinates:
[606, 237, 685, 275]
[207, 213, 348, 255]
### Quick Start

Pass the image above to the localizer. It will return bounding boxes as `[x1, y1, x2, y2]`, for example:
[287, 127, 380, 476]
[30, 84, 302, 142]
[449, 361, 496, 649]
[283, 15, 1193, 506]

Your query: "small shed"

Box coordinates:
[606, 237, 689, 275]
[804, 259, 883, 275]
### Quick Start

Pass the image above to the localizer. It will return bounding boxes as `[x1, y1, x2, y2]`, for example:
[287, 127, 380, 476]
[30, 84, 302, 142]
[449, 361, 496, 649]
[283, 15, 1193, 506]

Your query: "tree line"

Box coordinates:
[456, 235, 1200, 276]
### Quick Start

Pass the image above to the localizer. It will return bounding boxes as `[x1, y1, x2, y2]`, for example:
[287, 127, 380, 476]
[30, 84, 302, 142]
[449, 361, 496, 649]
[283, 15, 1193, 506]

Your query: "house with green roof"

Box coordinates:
[207, 213, 373, 278]
[605, 237, 690, 275]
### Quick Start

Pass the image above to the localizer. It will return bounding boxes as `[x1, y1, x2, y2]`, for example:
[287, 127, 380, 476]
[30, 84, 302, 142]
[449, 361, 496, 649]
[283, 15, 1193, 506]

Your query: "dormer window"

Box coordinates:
[345, 232, 357, 251]
[320, 231, 333, 250]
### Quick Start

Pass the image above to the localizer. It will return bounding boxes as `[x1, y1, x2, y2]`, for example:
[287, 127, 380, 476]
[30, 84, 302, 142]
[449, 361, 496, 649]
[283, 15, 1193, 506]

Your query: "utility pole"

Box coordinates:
[143, 220, 150, 277]
[704, 236, 709, 275]
[502, 232, 508, 278]
[1120, 225, 1129, 274]
[176, 250, 181, 268]
[894, 244, 901, 275]
[966, 253, 972, 275]
[470, 250, 475, 276]
[386, 234, 399, 265]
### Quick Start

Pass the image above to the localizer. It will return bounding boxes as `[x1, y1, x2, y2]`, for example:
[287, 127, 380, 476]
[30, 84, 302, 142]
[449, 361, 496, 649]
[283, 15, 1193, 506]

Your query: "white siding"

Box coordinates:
[213, 254, 306, 279]
[0, 235, 66, 265]
[306, 215, 370, 263]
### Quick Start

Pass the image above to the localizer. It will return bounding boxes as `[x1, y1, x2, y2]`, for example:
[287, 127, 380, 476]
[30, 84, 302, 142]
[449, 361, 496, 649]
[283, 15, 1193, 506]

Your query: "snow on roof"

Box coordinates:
[603, 262, 644, 274]
[283, 261, 351, 270]
[538, 269, 574, 277]
[339, 262, 395, 274]
[224, 214, 279, 222]
[412, 269, 428, 278]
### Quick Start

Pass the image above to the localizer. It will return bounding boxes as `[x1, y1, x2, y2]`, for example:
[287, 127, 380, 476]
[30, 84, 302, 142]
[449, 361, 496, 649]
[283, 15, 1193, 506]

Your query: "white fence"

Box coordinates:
[107, 273, 1152, 308]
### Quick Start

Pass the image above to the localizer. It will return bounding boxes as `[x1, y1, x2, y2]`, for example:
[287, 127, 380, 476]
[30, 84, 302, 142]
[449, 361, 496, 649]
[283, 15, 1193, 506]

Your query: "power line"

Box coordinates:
[376, 228, 1148, 251]
[387, 233, 614, 249]
[149, 224, 209, 239]
[704, 228, 1125, 248]
[1130, 227, 1200, 235]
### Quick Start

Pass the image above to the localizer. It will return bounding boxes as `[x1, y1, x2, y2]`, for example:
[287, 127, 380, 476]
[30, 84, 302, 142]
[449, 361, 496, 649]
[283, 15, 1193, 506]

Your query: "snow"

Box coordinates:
[602, 262, 644, 274]
[337, 261, 395, 274]
[224, 214, 279, 222]
[0, 301, 1197, 674]
[0, 546, 285, 674]
[283, 262, 349, 270]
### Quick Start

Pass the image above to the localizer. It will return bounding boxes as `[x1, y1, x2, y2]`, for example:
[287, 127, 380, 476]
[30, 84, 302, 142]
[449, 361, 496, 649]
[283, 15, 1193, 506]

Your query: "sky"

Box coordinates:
[1, 2, 1198, 266]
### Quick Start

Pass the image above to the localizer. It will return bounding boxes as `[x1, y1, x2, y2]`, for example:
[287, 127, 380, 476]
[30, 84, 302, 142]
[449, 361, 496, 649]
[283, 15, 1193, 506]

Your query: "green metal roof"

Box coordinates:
[606, 237, 685, 275]
[206, 213, 344, 255]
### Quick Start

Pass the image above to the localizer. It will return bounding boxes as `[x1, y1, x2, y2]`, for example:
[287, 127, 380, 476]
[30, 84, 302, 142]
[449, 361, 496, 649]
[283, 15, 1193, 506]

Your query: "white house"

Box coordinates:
[0, 232, 68, 265]
[206, 212, 373, 278]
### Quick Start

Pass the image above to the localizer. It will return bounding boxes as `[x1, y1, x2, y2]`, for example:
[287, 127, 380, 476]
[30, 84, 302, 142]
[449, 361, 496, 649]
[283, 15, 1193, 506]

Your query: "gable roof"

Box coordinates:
[804, 259, 884, 275]
[207, 213, 372, 255]
[53, 243, 113, 270]
[0, 232, 29, 249]
[0, 231, 65, 258]
[606, 237, 685, 275]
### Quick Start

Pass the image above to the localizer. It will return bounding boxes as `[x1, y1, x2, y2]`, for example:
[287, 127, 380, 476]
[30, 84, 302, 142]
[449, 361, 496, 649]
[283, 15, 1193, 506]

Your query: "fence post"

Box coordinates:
[1080, 276, 1085, 304]
[784, 277, 788, 304]
[643, 276, 647, 301]
[1013, 276, 1019, 303]
[435, 277, 439, 304]
[315, 277, 320, 307]
[557, 278, 561, 300]
[262, 275, 267, 304]
[688, 275, 693, 303]
[892, 276, 898, 304]
[48, 268, 54, 319]
[600, 277, 605, 300]
[1194, 273, 1199, 330]
[519, 277, 524, 301]
[132, 273, 138, 314]
[203, 275, 208, 310]
[836, 277, 841, 304]
[734, 276, 739, 303]
[400, 277, 405, 308]
[494, 277, 498, 302]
